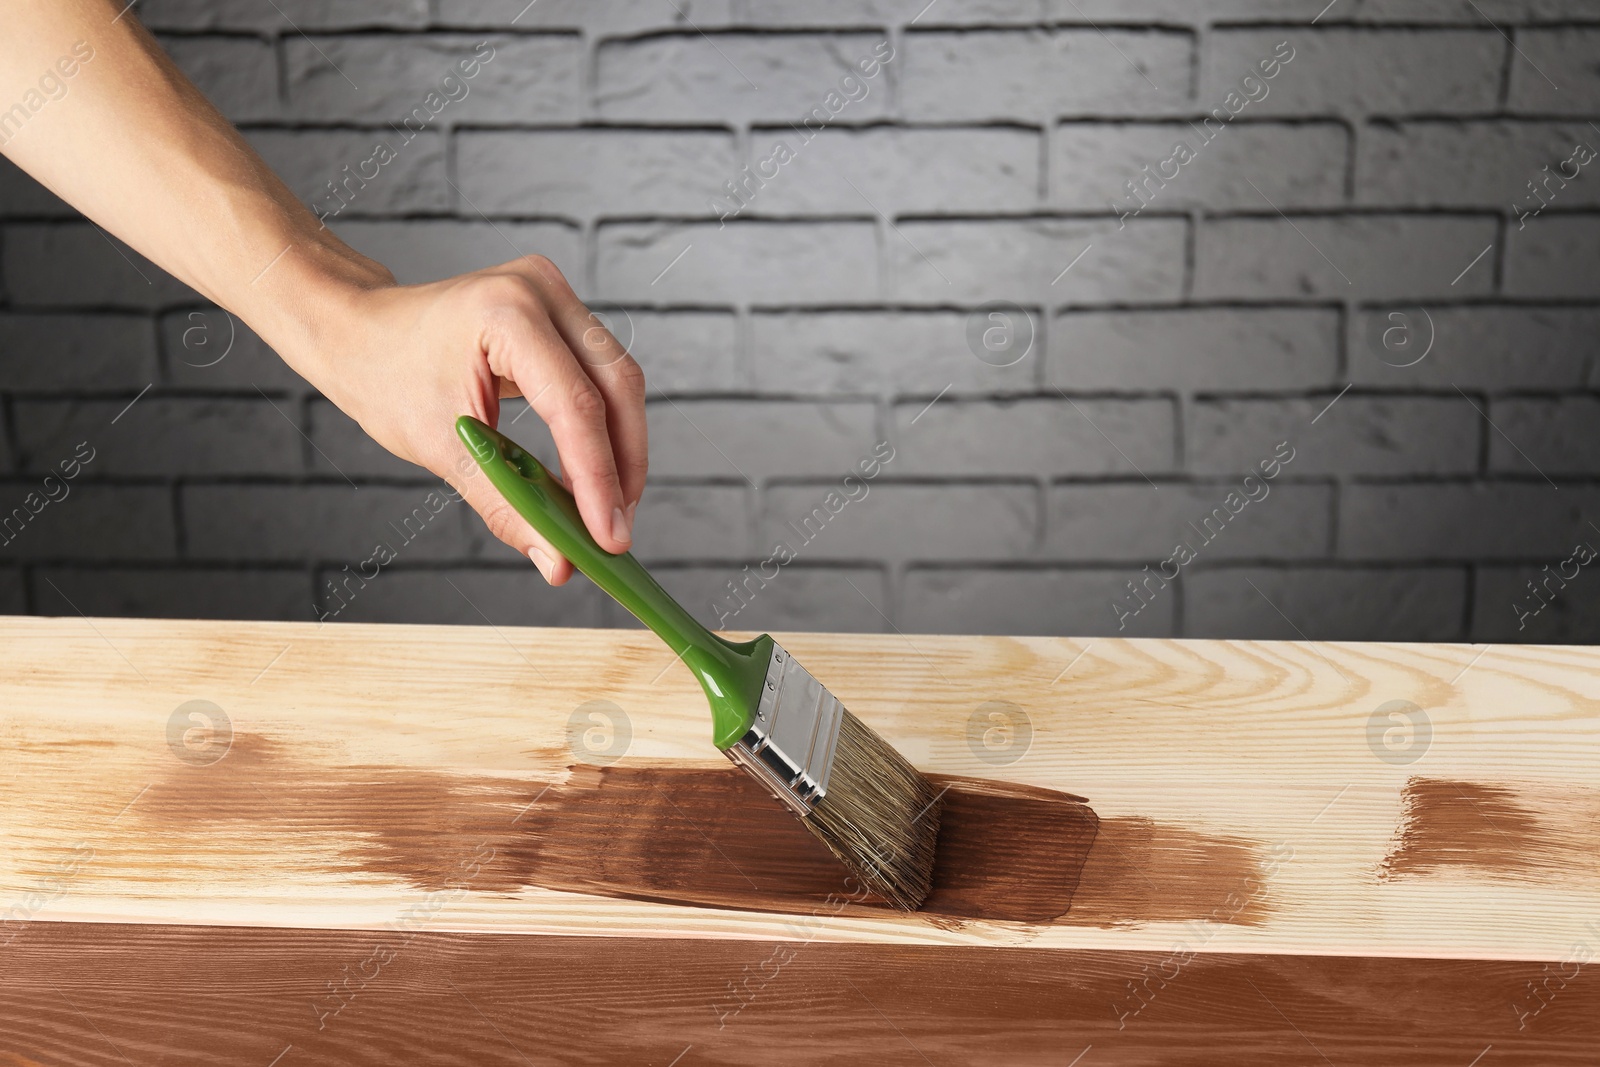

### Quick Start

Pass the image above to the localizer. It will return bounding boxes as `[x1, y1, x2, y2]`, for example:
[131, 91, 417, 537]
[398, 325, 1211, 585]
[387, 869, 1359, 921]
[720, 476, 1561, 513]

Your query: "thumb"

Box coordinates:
[450, 461, 576, 586]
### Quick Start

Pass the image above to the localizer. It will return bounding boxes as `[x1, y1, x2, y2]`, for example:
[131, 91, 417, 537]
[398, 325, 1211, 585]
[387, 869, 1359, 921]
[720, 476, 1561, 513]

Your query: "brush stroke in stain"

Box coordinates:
[1065, 816, 1276, 928]
[491, 768, 1102, 923]
[1380, 777, 1600, 883]
[142, 735, 1273, 928]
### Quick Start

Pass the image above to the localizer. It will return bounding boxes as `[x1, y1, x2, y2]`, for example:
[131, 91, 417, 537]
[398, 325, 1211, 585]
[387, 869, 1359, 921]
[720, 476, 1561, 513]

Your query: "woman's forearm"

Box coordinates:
[0, 0, 386, 377]
[0, 0, 648, 578]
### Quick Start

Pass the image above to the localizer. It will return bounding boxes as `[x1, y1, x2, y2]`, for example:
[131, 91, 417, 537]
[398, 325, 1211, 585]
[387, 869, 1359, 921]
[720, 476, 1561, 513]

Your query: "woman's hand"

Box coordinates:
[1, 1, 647, 584]
[286, 253, 647, 586]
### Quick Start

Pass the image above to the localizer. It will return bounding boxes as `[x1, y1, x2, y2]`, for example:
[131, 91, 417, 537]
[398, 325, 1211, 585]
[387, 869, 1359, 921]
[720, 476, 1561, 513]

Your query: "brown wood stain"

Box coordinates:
[1067, 816, 1274, 927]
[1381, 777, 1600, 882]
[140, 735, 1272, 927]
[1, 923, 1594, 1066]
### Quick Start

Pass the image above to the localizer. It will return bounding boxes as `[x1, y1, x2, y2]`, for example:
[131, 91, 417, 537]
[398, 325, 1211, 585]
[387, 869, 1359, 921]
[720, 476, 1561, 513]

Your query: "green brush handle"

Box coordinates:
[455, 415, 771, 750]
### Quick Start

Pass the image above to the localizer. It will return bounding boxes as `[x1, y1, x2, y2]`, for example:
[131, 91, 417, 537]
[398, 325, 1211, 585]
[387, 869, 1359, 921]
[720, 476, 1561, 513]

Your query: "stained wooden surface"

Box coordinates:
[3, 923, 1596, 1066]
[2, 615, 1599, 963]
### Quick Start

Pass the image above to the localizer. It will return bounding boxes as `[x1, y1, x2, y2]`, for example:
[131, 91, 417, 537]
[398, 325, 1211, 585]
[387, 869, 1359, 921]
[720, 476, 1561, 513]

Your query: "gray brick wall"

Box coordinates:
[3, 0, 1599, 645]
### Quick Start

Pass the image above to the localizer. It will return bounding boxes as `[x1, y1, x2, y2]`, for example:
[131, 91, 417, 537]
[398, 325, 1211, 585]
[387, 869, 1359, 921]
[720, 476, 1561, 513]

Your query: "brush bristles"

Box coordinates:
[800, 709, 942, 911]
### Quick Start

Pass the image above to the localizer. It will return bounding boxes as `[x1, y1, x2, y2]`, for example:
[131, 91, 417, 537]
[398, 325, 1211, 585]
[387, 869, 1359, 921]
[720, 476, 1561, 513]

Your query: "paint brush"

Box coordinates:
[457, 416, 941, 910]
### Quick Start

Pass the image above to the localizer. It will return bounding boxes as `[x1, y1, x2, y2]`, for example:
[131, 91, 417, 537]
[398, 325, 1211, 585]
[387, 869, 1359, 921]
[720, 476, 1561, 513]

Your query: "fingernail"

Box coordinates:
[528, 546, 554, 579]
[611, 505, 632, 546]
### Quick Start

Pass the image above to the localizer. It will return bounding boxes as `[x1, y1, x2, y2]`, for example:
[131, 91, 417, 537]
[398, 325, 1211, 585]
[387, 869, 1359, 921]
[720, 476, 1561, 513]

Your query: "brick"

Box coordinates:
[0, 314, 157, 390]
[758, 483, 1036, 562]
[1505, 215, 1600, 298]
[158, 310, 312, 391]
[1474, 562, 1600, 644]
[458, 130, 739, 220]
[246, 129, 449, 217]
[1044, 482, 1332, 560]
[632, 484, 751, 562]
[901, 567, 1176, 637]
[329, 220, 582, 286]
[619, 312, 739, 394]
[436, 0, 733, 32]
[743, 0, 1590, 24]
[736, 0, 1600, 24]
[312, 567, 607, 627]
[889, 218, 1186, 304]
[653, 565, 890, 633]
[2, 224, 197, 309]
[159, 36, 280, 122]
[1194, 215, 1496, 300]
[307, 399, 429, 479]
[1350, 306, 1600, 389]
[1051, 308, 1337, 390]
[596, 33, 893, 123]
[1184, 566, 1466, 641]
[1189, 397, 1480, 476]
[6, 20, 1596, 648]
[892, 398, 1176, 477]
[1202, 30, 1502, 117]
[8, 428, 96, 483]
[1488, 398, 1600, 477]
[182, 485, 493, 562]
[1052, 0, 1600, 18]
[595, 221, 878, 304]
[139, 0, 428, 30]
[749, 311, 1038, 396]
[1358, 121, 1600, 209]
[1055, 122, 1345, 211]
[1509, 30, 1600, 115]
[745, 127, 1041, 215]
[14, 398, 303, 477]
[491, 313, 739, 398]
[902, 30, 1192, 121]
[647, 400, 878, 479]
[284, 35, 580, 123]
[1339, 483, 1600, 561]
[741, 0, 1042, 25]
[0, 156, 73, 218]
[31, 567, 314, 621]
[0, 483, 175, 561]
[0, 568, 23, 613]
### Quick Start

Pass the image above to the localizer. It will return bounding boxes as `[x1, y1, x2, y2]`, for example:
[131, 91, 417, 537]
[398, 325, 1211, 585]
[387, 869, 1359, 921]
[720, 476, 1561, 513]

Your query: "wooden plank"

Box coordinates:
[2, 615, 1598, 961]
[2, 923, 1595, 1066]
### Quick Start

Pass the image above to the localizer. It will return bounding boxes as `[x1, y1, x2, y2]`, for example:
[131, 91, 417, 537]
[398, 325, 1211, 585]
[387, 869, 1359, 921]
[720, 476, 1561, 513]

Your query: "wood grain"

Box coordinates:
[2, 616, 1598, 961]
[1, 923, 1595, 1066]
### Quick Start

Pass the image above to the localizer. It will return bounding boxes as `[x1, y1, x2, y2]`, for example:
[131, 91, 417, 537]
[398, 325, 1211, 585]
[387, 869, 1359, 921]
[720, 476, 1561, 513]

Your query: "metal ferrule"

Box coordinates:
[724, 644, 843, 817]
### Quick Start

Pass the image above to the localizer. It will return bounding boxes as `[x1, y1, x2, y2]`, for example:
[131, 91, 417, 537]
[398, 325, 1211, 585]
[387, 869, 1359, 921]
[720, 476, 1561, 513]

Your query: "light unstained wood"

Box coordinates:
[1, 615, 1597, 961]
